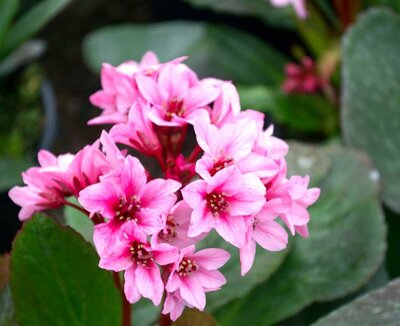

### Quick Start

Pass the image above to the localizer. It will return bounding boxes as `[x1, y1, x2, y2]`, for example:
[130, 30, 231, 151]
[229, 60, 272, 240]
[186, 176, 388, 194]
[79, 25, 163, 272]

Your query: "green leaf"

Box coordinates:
[64, 198, 94, 244]
[0, 285, 16, 326]
[131, 298, 159, 326]
[0, 254, 10, 291]
[200, 231, 289, 311]
[83, 21, 287, 85]
[10, 215, 122, 325]
[174, 309, 217, 325]
[0, 158, 32, 192]
[182, 0, 294, 28]
[238, 85, 339, 136]
[312, 278, 400, 325]
[342, 8, 400, 213]
[0, 0, 18, 46]
[0, 0, 71, 59]
[214, 144, 387, 325]
[365, 0, 400, 12]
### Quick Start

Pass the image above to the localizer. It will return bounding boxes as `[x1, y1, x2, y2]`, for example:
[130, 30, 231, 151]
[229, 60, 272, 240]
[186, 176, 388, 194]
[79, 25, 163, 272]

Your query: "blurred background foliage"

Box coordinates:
[1, 0, 400, 325]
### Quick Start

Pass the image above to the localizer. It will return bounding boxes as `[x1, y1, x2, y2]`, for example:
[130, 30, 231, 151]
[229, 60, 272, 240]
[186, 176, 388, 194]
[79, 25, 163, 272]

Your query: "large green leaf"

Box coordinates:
[214, 144, 387, 325]
[64, 198, 94, 244]
[365, 0, 400, 11]
[239, 85, 339, 136]
[200, 231, 289, 311]
[174, 309, 217, 325]
[0, 0, 71, 59]
[0, 0, 18, 46]
[342, 8, 400, 213]
[83, 21, 287, 85]
[312, 278, 400, 325]
[10, 215, 122, 325]
[182, 0, 294, 28]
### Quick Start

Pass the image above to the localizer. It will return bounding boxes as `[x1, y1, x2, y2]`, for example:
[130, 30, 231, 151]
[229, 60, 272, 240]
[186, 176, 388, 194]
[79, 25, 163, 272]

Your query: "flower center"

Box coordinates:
[165, 97, 185, 121]
[209, 158, 234, 176]
[206, 192, 229, 217]
[115, 195, 141, 222]
[160, 215, 179, 240]
[178, 258, 198, 276]
[130, 242, 153, 266]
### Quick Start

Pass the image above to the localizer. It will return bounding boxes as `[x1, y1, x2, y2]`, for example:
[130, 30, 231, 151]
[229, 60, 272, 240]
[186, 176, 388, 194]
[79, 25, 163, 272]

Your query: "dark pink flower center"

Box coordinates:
[160, 215, 179, 240]
[165, 97, 185, 121]
[178, 258, 198, 277]
[206, 192, 229, 217]
[115, 195, 141, 222]
[130, 242, 153, 266]
[209, 158, 234, 176]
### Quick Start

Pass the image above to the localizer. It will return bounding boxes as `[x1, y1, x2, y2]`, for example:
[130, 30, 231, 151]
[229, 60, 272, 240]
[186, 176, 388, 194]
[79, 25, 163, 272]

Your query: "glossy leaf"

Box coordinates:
[10, 215, 122, 325]
[239, 85, 339, 136]
[182, 0, 294, 28]
[83, 21, 287, 84]
[312, 279, 400, 325]
[0, 0, 71, 59]
[342, 8, 400, 213]
[64, 198, 94, 244]
[214, 144, 387, 325]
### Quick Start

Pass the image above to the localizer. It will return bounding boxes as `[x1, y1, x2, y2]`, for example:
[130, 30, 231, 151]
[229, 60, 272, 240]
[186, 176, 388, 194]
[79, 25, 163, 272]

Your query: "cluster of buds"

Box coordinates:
[282, 56, 324, 94]
[9, 51, 319, 320]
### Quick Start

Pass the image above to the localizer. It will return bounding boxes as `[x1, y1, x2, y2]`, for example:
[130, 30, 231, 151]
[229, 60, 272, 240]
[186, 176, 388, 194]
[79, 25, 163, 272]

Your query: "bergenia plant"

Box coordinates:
[9, 51, 320, 323]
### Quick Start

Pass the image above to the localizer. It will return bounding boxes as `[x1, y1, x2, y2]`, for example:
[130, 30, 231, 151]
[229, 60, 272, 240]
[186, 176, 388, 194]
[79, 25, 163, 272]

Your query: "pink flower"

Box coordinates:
[165, 245, 230, 311]
[194, 119, 278, 180]
[8, 150, 75, 220]
[99, 221, 178, 305]
[277, 175, 320, 237]
[240, 201, 290, 275]
[158, 201, 205, 249]
[136, 63, 219, 126]
[110, 99, 162, 157]
[211, 82, 241, 127]
[78, 155, 181, 256]
[282, 57, 322, 94]
[162, 291, 187, 322]
[270, 0, 307, 19]
[182, 166, 266, 247]
[89, 62, 138, 125]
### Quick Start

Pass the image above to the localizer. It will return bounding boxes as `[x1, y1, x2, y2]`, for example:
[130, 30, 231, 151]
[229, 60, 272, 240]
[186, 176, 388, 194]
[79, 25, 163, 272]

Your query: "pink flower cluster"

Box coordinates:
[282, 57, 323, 94]
[9, 52, 319, 320]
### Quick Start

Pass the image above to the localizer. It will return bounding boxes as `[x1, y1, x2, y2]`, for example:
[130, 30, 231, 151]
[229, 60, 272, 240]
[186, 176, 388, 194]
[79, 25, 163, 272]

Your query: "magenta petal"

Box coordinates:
[124, 266, 141, 304]
[181, 180, 207, 208]
[193, 269, 226, 290]
[135, 263, 164, 305]
[191, 248, 230, 270]
[185, 85, 219, 109]
[240, 238, 256, 276]
[141, 179, 181, 212]
[208, 165, 242, 196]
[187, 202, 214, 237]
[253, 220, 288, 251]
[215, 215, 246, 248]
[136, 75, 162, 105]
[179, 277, 206, 310]
[136, 208, 164, 234]
[120, 156, 147, 197]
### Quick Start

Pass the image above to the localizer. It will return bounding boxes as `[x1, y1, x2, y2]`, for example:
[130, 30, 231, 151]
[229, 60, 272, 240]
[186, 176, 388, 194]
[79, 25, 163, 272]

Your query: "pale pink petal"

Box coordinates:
[181, 180, 207, 208]
[187, 202, 214, 237]
[253, 220, 288, 251]
[158, 64, 189, 100]
[179, 277, 206, 310]
[124, 266, 142, 304]
[240, 237, 256, 276]
[208, 165, 242, 196]
[136, 75, 162, 105]
[192, 269, 226, 289]
[215, 215, 246, 247]
[135, 263, 164, 305]
[190, 248, 230, 270]
[141, 179, 181, 212]
[185, 85, 219, 110]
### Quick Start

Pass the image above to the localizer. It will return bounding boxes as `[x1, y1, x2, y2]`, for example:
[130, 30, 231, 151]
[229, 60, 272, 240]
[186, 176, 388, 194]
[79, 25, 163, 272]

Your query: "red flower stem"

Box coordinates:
[63, 200, 89, 216]
[174, 125, 188, 156]
[188, 145, 202, 163]
[159, 312, 172, 326]
[113, 272, 132, 326]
